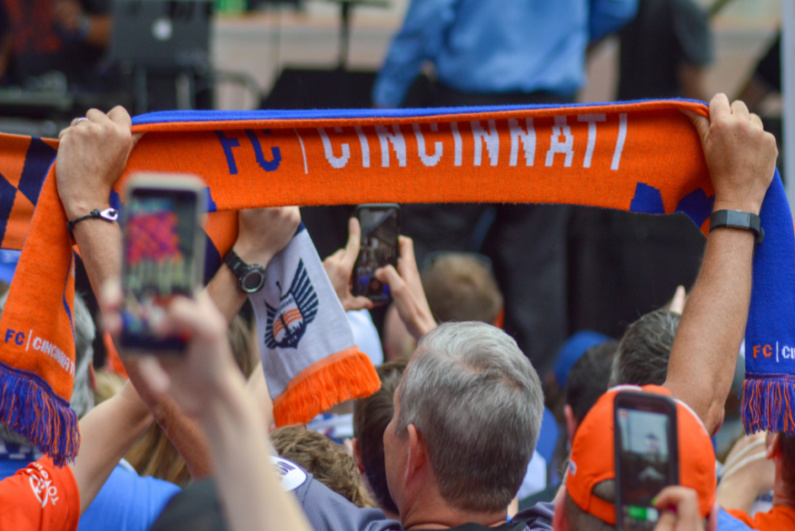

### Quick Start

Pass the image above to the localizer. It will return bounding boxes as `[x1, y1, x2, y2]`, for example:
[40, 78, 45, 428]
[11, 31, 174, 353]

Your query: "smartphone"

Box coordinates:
[614, 391, 679, 531]
[352, 204, 400, 303]
[120, 173, 207, 354]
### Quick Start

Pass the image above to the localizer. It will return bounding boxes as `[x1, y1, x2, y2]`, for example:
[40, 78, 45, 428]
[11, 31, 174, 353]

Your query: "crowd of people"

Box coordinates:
[0, 91, 787, 531]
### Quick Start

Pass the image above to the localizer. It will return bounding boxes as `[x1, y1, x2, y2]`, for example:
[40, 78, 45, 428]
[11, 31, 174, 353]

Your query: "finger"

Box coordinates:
[158, 294, 225, 341]
[681, 109, 709, 145]
[132, 132, 144, 147]
[347, 296, 375, 311]
[107, 105, 132, 129]
[731, 99, 750, 120]
[343, 217, 362, 267]
[375, 264, 403, 288]
[396, 236, 417, 274]
[750, 113, 763, 129]
[70, 116, 87, 128]
[134, 356, 170, 395]
[85, 107, 112, 126]
[654, 486, 700, 522]
[58, 126, 72, 140]
[652, 510, 677, 531]
[669, 285, 687, 314]
[709, 93, 731, 123]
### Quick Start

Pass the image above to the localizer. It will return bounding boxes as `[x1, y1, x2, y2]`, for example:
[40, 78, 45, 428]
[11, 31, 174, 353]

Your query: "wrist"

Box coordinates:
[712, 199, 762, 216]
[62, 198, 112, 221]
[231, 242, 274, 269]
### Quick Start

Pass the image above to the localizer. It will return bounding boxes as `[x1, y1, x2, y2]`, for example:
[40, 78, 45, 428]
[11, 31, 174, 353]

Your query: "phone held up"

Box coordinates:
[614, 391, 679, 531]
[352, 204, 400, 303]
[120, 173, 207, 354]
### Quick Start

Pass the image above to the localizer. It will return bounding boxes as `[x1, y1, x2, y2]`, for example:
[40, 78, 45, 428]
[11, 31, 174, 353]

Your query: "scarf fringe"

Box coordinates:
[272, 347, 380, 427]
[0, 361, 79, 466]
[741, 373, 795, 434]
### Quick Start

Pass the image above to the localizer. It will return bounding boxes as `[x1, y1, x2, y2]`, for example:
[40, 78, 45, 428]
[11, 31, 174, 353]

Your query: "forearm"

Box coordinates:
[200, 369, 311, 531]
[665, 227, 754, 432]
[716, 476, 758, 513]
[72, 382, 152, 513]
[206, 265, 247, 323]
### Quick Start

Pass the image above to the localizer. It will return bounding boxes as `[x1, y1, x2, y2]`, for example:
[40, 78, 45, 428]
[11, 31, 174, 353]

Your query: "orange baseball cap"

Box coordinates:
[565, 384, 716, 525]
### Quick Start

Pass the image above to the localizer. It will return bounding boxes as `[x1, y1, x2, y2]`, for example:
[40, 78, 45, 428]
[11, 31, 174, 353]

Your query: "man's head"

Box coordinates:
[384, 322, 543, 515]
[421, 253, 503, 326]
[556, 385, 717, 531]
[610, 310, 680, 387]
[353, 358, 408, 515]
[564, 340, 618, 443]
[271, 425, 375, 508]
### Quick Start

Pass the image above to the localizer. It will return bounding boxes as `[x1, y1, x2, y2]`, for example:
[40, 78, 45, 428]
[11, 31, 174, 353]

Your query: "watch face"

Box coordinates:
[241, 268, 266, 293]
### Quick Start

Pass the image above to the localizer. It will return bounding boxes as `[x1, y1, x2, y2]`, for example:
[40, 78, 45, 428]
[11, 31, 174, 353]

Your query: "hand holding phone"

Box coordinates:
[352, 204, 400, 303]
[120, 173, 206, 354]
[614, 391, 679, 531]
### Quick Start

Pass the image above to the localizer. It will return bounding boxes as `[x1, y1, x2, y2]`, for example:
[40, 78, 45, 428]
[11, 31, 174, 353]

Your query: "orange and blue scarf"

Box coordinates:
[0, 99, 791, 463]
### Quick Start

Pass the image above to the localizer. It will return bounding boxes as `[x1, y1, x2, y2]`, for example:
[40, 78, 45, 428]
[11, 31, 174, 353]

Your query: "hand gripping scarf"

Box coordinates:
[0, 100, 792, 464]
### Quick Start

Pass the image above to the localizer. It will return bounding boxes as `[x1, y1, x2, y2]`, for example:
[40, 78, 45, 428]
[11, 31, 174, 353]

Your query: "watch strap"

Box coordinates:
[224, 249, 267, 293]
[709, 209, 765, 245]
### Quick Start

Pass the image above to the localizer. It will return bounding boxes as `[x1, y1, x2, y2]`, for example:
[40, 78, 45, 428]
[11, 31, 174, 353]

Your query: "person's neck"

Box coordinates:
[770, 474, 795, 510]
[401, 495, 508, 529]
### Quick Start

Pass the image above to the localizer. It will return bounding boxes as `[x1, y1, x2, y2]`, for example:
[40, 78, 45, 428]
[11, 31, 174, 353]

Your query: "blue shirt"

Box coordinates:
[79, 461, 181, 531]
[372, 0, 638, 107]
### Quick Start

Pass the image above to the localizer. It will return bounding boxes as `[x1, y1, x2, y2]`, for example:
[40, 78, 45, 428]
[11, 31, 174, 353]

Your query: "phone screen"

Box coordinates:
[353, 205, 400, 302]
[121, 187, 202, 352]
[616, 401, 678, 531]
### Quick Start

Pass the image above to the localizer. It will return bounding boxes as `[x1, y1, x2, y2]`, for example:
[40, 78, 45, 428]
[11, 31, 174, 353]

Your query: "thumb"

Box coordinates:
[681, 109, 709, 146]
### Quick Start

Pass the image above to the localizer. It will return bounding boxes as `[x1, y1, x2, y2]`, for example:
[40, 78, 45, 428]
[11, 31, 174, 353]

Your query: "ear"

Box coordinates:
[766, 432, 781, 460]
[406, 424, 427, 478]
[564, 405, 578, 447]
[352, 437, 365, 475]
[553, 492, 568, 531]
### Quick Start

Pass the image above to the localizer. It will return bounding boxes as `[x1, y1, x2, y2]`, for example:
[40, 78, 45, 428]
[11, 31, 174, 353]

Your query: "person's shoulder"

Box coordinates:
[0, 458, 80, 531]
[512, 501, 555, 531]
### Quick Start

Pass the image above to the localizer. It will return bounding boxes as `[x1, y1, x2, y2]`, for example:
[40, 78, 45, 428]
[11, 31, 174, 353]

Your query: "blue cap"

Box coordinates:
[553, 330, 610, 388]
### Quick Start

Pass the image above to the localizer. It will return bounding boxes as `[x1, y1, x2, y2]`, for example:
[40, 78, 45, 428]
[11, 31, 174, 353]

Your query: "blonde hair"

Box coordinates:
[271, 425, 376, 508]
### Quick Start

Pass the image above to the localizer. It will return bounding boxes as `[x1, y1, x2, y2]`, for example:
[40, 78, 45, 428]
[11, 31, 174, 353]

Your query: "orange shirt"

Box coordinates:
[728, 506, 795, 531]
[0, 457, 79, 531]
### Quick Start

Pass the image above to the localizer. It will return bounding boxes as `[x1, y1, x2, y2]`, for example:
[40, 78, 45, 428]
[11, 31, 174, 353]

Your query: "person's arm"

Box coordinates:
[375, 236, 436, 341]
[664, 94, 777, 433]
[107, 291, 311, 531]
[52, 1, 111, 48]
[371, 0, 455, 107]
[715, 432, 774, 512]
[71, 380, 151, 513]
[588, 0, 638, 43]
[207, 207, 300, 322]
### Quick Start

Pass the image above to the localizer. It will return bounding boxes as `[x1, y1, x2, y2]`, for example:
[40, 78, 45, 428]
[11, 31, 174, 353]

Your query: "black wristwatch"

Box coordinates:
[224, 249, 267, 294]
[709, 210, 765, 245]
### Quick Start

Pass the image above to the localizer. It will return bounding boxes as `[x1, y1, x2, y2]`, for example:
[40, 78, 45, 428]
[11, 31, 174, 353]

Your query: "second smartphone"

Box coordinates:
[614, 390, 679, 531]
[352, 204, 400, 303]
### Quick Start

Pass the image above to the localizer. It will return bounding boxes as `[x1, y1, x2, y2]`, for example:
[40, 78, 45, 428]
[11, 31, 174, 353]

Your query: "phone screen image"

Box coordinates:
[616, 406, 676, 531]
[354, 206, 400, 302]
[121, 188, 201, 352]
